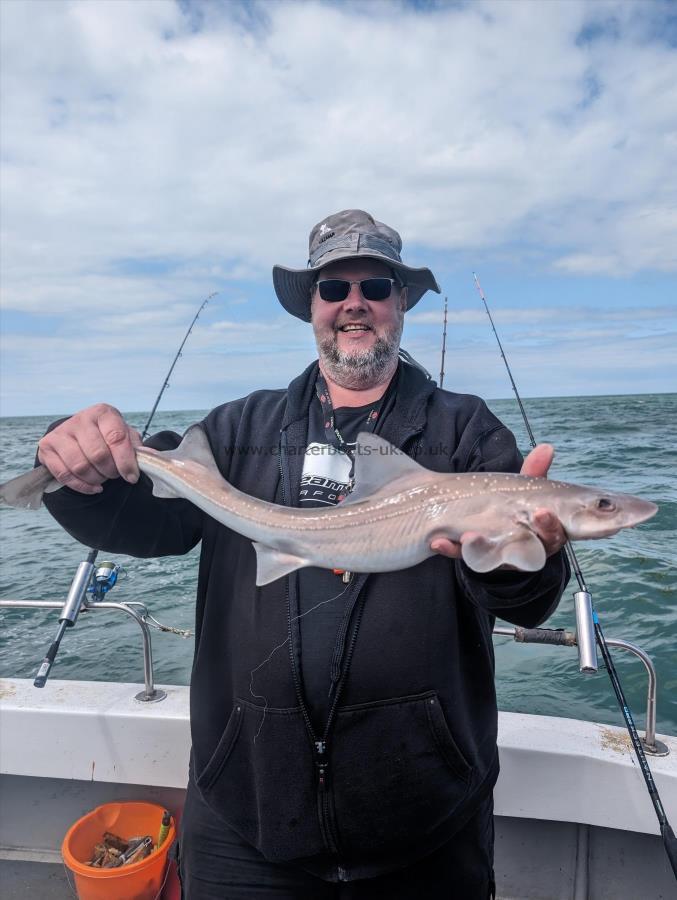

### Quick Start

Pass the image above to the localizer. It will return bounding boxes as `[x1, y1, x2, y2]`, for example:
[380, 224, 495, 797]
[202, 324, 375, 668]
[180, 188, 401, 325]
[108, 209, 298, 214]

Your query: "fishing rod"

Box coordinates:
[33, 292, 216, 689]
[472, 272, 677, 879]
[439, 296, 448, 388]
[142, 292, 216, 439]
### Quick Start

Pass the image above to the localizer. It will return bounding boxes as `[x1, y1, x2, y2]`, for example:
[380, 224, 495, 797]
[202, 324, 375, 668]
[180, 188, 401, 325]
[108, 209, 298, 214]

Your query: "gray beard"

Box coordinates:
[317, 323, 403, 390]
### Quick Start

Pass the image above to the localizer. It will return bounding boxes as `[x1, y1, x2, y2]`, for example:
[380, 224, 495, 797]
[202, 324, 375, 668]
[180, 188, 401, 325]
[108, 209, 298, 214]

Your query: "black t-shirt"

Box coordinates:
[297, 394, 390, 731]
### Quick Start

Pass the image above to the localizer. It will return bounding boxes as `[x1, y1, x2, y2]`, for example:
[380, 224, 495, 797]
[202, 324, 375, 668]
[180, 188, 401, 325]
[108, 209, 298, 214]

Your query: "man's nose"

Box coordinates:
[343, 283, 368, 309]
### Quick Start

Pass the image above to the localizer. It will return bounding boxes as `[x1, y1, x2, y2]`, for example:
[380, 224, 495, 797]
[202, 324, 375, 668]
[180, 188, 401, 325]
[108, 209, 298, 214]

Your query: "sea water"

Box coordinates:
[1, 393, 675, 734]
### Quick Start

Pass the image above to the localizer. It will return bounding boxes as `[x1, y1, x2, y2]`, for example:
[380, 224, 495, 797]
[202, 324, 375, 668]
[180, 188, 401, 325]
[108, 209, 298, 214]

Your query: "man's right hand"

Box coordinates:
[37, 403, 142, 495]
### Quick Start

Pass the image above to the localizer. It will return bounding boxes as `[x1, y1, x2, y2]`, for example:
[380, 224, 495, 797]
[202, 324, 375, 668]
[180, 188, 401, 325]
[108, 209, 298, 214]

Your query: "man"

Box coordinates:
[39, 210, 569, 899]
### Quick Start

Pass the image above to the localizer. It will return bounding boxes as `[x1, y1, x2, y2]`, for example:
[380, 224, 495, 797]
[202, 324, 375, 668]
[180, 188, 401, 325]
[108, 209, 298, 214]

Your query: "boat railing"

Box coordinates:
[0, 598, 166, 704]
[493, 625, 669, 756]
[0, 599, 667, 755]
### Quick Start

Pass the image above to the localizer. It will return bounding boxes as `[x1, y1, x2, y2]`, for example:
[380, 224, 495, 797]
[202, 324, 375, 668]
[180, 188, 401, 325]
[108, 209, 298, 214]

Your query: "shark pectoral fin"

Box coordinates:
[461, 529, 546, 573]
[346, 432, 425, 504]
[460, 534, 501, 572]
[253, 543, 309, 586]
[500, 530, 547, 571]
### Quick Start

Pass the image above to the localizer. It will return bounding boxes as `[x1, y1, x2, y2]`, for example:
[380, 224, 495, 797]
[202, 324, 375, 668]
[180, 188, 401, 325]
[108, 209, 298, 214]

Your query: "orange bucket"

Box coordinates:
[62, 801, 176, 900]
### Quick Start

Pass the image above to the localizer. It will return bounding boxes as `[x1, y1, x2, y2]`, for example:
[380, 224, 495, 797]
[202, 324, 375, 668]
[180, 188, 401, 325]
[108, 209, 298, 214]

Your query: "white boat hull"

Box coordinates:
[1, 678, 676, 898]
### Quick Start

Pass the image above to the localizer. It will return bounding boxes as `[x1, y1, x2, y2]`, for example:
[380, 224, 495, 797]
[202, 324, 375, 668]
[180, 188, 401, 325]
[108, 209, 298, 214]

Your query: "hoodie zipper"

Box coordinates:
[280, 430, 340, 854]
[314, 588, 369, 855]
[278, 424, 424, 859]
[283, 570, 339, 853]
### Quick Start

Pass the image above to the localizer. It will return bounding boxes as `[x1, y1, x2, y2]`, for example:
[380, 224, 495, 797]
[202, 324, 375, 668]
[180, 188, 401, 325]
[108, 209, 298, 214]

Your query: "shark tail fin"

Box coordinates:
[0, 465, 62, 510]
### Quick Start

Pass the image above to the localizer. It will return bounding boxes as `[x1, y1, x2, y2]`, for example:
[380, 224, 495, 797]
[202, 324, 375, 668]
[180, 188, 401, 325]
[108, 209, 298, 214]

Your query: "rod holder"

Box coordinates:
[59, 560, 95, 625]
[574, 590, 598, 673]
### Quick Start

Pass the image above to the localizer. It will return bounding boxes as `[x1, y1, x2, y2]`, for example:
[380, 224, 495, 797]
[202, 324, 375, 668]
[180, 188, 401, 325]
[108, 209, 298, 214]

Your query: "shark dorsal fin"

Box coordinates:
[167, 425, 219, 469]
[343, 432, 424, 505]
[145, 425, 222, 499]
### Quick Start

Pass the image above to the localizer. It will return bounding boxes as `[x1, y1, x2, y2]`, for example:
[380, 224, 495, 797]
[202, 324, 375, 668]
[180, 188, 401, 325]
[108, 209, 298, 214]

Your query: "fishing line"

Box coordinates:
[249, 583, 351, 743]
[123, 603, 193, 638]
[473, 273, 677, 879]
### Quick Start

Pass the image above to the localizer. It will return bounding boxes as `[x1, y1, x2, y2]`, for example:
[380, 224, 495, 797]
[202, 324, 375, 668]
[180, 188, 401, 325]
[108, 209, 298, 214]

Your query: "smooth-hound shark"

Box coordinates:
[0, 427, 657, 585]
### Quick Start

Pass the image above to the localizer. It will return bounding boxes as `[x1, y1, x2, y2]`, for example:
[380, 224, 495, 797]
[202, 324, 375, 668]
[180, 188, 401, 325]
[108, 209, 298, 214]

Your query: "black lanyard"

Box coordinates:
[314, 372, 383, 464]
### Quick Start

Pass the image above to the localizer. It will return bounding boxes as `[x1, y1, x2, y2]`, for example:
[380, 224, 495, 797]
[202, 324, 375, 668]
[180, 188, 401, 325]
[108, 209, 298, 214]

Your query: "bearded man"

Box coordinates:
[39, 210, 569, 899]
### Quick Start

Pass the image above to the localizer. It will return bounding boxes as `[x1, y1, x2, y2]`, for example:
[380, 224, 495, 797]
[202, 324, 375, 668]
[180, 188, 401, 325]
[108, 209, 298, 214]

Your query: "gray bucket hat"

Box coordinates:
[273, 209, 441, 322]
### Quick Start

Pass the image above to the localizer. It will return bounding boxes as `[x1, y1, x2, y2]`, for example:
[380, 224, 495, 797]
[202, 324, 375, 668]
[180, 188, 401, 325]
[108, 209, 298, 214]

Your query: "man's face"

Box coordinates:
[310, 259, 407, 389]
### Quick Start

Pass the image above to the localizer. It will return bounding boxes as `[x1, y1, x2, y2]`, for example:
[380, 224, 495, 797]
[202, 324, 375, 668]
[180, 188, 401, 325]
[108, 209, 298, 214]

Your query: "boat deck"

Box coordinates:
[2, 678, 676, 899]
[2, 816, 674, 899]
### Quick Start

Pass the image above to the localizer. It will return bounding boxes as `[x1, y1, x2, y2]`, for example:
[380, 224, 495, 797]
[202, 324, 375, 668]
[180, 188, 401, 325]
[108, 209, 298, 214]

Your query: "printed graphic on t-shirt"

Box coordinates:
[299, 441, 354, 506]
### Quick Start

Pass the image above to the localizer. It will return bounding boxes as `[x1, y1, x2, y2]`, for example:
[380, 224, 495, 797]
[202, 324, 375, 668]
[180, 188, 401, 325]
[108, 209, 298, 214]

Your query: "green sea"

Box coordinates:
[1, 393, 675, 736]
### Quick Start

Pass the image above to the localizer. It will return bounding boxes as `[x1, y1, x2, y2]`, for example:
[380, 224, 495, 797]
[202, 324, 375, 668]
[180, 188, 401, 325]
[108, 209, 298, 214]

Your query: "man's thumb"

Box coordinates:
[520, 443, 554, 478]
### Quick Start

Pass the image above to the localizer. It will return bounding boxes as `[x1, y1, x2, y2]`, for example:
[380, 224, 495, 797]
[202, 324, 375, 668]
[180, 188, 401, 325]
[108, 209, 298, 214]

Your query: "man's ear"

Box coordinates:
[400, 286, 408, 312]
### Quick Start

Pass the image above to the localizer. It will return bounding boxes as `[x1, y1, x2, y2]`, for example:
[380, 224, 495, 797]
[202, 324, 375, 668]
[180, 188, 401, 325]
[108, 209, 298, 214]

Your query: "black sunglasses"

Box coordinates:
[316, 277, 401, 303]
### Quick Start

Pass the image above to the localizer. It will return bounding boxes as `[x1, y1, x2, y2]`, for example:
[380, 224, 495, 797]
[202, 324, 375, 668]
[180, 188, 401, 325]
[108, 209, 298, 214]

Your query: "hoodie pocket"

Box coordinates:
[195, 699, 325, 862]
[331, 690, 472, 854]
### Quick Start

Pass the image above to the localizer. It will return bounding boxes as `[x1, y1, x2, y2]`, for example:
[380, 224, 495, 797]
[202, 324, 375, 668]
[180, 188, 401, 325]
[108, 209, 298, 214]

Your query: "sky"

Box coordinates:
[1, 0, 676, 418]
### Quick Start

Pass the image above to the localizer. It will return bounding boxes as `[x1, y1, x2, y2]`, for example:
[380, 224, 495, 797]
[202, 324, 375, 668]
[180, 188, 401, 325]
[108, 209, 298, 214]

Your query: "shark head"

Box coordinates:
[561, 488, 658, 540]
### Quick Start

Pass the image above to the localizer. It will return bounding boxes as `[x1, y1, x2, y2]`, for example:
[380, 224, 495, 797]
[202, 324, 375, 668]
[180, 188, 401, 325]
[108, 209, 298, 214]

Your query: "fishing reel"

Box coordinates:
[87, 560, 123, 601]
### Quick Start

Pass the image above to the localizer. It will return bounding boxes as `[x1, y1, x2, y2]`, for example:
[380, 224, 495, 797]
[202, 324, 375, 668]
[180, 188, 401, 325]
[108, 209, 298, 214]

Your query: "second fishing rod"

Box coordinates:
[32, 292, 216, 690]
[472, 273, 676, 880]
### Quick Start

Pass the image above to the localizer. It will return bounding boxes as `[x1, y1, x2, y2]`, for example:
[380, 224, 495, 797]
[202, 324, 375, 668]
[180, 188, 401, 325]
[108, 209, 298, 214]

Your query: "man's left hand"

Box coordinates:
[430, 443, 568, 566]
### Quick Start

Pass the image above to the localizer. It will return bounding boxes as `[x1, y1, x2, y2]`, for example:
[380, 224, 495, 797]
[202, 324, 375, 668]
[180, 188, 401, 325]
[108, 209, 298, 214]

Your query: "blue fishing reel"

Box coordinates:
[87, 560, 122, 600]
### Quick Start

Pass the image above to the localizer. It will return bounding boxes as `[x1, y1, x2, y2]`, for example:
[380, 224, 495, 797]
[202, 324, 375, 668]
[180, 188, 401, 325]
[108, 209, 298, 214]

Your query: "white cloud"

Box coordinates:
[1, 0, 675, 414]
[2, 0, 676, 293]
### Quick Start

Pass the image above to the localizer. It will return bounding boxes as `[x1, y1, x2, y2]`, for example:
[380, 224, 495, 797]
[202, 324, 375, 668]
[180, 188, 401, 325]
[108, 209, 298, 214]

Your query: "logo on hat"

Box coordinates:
[319, 223, 330, 235]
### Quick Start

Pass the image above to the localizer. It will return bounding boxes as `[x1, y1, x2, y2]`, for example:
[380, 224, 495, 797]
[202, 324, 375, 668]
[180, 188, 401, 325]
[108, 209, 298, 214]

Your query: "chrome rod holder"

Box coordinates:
[60, 560, 96, 625]
[574, 590, 598, 674]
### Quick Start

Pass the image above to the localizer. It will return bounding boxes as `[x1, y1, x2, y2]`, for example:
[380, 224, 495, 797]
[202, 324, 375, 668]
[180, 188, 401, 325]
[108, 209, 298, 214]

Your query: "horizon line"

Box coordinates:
[1, 390, 675, 422]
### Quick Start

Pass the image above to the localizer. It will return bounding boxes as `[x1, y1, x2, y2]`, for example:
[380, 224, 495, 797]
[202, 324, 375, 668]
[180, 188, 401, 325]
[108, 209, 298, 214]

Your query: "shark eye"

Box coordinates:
[596, 498, 616, 512]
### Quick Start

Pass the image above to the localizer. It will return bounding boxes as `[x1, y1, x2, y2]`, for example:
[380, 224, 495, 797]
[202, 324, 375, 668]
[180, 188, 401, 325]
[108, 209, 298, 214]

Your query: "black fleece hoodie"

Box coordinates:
[43, 361, 569, 881]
